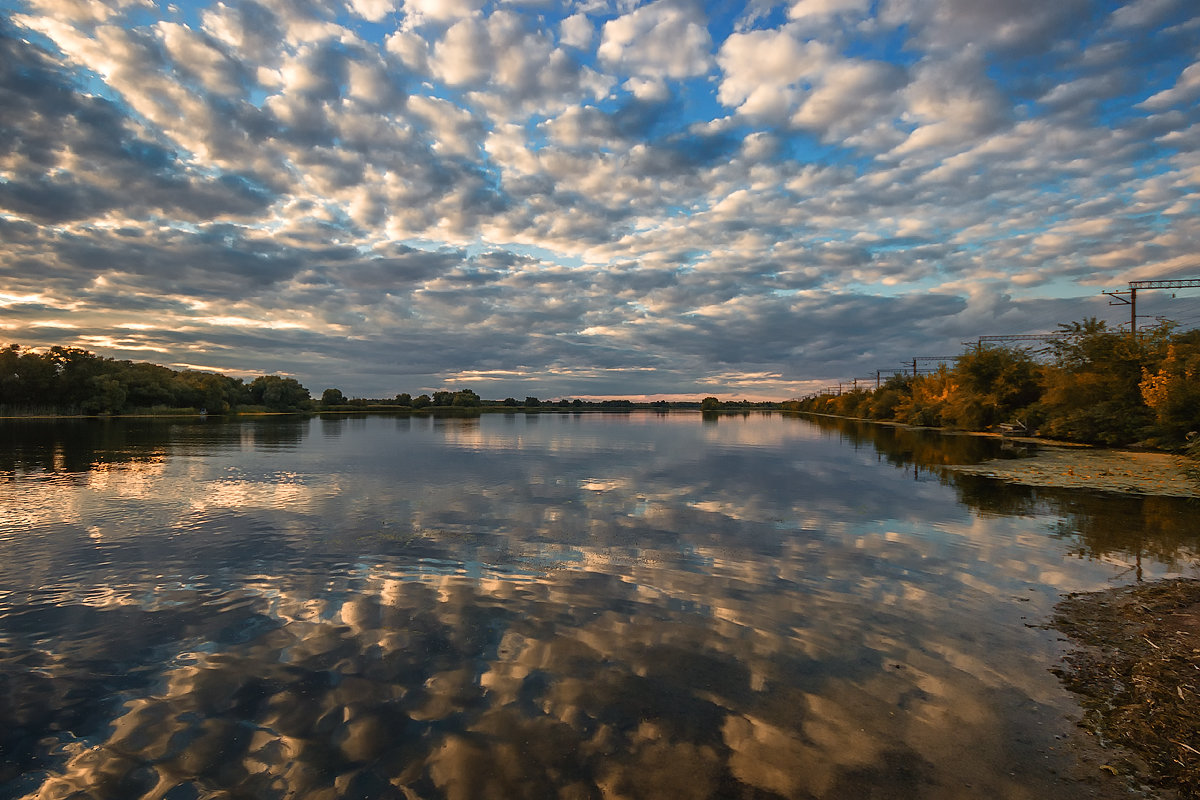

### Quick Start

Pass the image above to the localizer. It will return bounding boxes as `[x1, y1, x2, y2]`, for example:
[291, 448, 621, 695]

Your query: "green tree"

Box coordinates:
[0, 344, 55, 407]
[80, 376, 127, 415]
[180, 371, 241, 413]
[1037, 318, 1166, 444]
[322, 388, 346, 406]
[868, 374, 912, 420]
[943, 346, 1040, 429]
[47, 346, 107, 408]
[524, 396, 541, 408]
[451, 388, 481, 407]
[395, 393, 412, 406]
[120, 361, 182, 408]
[700, 396, 720, 411]
[412, 394, 431, 409]
[248, 375, 312, 411]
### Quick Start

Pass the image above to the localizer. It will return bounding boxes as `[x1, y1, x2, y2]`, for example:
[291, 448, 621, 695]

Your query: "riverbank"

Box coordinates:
[0, 405, 668, 420]
[1052, 579, 1200, 799]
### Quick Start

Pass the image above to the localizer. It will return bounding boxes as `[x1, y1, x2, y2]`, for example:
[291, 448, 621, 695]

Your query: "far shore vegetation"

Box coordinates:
[0, 343, 777, 418]
[4, 319, 1198, 457]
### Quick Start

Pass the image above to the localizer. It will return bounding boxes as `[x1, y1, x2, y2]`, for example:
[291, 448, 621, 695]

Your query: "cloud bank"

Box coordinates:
[2, 0, 1199, 398]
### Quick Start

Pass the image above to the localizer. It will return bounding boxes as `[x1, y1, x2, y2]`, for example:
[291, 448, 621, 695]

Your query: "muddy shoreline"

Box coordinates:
[1052, 579, 1200, 799]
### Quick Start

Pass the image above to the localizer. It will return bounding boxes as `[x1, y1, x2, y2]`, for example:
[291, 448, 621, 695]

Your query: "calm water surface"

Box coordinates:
[1, 412, 1197, 799]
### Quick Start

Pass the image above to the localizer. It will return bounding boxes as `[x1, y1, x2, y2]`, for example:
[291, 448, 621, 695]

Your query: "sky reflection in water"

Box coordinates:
[1, 413, 1197, 800]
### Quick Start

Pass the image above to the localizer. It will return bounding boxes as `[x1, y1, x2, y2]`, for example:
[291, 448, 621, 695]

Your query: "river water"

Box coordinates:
[0, 412, 1197, 799]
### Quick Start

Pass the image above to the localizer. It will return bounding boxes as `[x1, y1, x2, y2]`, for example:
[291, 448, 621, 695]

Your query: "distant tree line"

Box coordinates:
[700, 397, 778, 411]
[787, 319, 1200, 448]
[373, 389, 482, 409]
[0, 344, 311, 414]
[379, 393, 636, 410]
[321, 390, 485, 409]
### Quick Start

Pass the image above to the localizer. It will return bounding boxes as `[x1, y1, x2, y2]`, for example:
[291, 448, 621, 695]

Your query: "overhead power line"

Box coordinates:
[808, 277, 1200, 394]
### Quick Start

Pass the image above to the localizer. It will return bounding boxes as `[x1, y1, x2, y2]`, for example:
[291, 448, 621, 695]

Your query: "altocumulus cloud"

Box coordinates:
[1, 0, 1199, 399]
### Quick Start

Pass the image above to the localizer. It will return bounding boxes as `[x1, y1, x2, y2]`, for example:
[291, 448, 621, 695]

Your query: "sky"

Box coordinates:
[1, 0, 1199, 401]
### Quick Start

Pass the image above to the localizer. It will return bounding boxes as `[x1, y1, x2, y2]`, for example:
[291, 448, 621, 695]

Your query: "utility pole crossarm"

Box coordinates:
[970, 334, 1071, 342]
[1129, 279, 1200, 290]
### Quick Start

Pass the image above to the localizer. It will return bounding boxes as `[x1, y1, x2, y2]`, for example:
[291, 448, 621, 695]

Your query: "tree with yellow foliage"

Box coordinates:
[1139, 330, 1200, 439]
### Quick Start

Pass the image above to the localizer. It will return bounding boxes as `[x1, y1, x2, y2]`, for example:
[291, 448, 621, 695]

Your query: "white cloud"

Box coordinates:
[385, 29, 430, 72]
[257, 0, 345, 45]
[276, 43, 343, 99]
[1036, 74, 1127, 114]
[623, 76, 670, 101]
[157, 21, 243, 96]
[599, 0, 714, 80]
[791, 58, 904, 138]
[560, 12, 594, 49]
[427, 11, 612, 118]
[1139, 60, 1200, 110]
[346, 54, 401, 108]
[407, 95, 482, 156]
[347, 0, 396, 22]
[717, 26, 902, 140]
[1108, 0, 1185, 29]
[22, 0, 153, 25]
[431, 18, 492, 85]
[788, 0, 870, 22]
[717, 29, 830, 119]
[484, 123, 542, 176]
[890, 52, 1006, 157]
[401, 0, 486, 27]
[200, 1, 284, 61]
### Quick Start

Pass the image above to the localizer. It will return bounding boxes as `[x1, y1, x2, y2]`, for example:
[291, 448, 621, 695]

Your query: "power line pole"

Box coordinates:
[1104, 278, 1200, 338]
[1103, 288, 1135, 337]
[908, 356, 959, 376]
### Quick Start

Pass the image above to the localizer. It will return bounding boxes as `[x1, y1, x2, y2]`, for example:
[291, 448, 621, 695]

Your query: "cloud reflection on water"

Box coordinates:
[0, 414, 1197, 799]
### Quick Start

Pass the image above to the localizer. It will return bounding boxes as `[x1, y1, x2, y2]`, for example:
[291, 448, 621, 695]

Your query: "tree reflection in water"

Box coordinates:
[803, 414, 1200, 577]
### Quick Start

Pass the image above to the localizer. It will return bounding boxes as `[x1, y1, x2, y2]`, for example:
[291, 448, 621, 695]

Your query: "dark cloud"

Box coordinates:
[642, 130, 746, 174]
[882, 0, 1093, 55]
[330, 249, 467, 290]
[0, 27, 275, 223]
[200, 0, 285, 60]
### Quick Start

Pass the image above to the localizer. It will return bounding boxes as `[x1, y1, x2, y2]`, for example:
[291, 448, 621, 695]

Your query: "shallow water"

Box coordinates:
[0, 412, 1197, 799]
